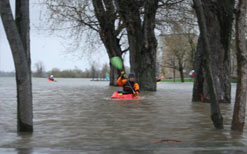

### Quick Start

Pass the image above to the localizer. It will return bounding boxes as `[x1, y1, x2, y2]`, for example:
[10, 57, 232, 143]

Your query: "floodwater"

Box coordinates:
[0, 78, 246, 154]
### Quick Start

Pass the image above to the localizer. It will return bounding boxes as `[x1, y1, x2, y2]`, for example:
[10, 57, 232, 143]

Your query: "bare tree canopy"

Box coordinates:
[34, 61, 45, 77]
[42, 0, 128, 86]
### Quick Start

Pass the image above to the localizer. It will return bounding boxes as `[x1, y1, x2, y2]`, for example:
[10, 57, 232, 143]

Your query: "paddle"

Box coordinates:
[110, 56, 137, 96]
[110, 56, 123, 70]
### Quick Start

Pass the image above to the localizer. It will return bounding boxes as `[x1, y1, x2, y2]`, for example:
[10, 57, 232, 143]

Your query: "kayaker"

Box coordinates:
[156, 77, 161, 82]
[189, 70, 195, 78]
[117, 72, 140, 95]
[49, 75, 54, 81]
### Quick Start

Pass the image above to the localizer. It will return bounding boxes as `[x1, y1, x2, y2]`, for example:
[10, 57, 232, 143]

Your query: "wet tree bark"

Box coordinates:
[231, 0, 247, 131]
[16, 0, 30, 66]
[109, 64, 120, 85]
[192, 0, 234, 104]
[0, 0, 33, 132]
[15, 0, 33, 132]
[116, 0, 159, 91]
[192, 36, 204, 102]
[193, 0, 223, 129]
[92, 0, 124, 86]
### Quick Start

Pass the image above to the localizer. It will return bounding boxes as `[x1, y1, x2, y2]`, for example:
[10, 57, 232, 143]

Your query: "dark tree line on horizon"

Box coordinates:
[33, 61, 112, 79]
[0, 0, 246, 132]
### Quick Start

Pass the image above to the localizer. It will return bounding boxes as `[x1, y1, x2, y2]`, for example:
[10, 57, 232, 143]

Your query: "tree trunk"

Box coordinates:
[193, 0, 223, 129]
[16, 0, 30, 65]
[178, 62, 184, 83]
[92, 0, 123, 86]
[116, 0, 159, 91]
[15, 0, 33, 132]
[0, 0, 33, 132]
[192, 36, 204, 102]
[231, 0, 247, 131]
[192, 0, 234, 104]
[109, 64, 118, 85]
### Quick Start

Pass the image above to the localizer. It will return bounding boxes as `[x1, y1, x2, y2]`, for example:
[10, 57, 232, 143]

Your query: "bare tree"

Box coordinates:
[34, 61, 45, 77]
[193, 0, 223, 129]
[115, 0, 159, 91]
[192, 36, 204, 102]
[42, 0, 127, 86]
[90, 63, 97, 80]
[92, 0, 127, 84]
[162, 51, 177, 82]
[0, 0, 33, 132]
[101, 63, 109, 79]
[162, 24, 197, 82]
[156, 0, 198, 34]
[42, 0, 189, 90]
[232, 0, 247, 131]
[192, 0, 235, 104]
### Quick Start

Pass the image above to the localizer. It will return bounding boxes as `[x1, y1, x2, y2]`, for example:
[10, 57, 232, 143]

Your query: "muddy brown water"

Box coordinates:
[0, 78, 246, 154]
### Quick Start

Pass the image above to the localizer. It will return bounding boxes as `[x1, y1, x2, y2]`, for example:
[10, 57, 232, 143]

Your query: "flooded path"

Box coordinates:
[0, 78, 246, 154]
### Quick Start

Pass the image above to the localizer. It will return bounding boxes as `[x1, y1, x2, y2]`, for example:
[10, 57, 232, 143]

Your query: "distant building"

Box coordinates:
[157, 33, 198, 79]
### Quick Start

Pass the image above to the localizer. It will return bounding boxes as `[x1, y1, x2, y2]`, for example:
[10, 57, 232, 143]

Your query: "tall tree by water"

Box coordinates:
[43, 0, 127, 86]
[231, 0, 247, 131]
[192, 0, 234, 104]
[0, 0, 33, 132]
[193, 0, 223, 129]
[92, 0, 126, 85]
[192, 35, 204, 102]
[115, 0, 159, 91]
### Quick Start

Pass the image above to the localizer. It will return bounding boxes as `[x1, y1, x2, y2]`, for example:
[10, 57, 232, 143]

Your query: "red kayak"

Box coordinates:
[47, 78, 55, 82]
[111, 92, 141, 100]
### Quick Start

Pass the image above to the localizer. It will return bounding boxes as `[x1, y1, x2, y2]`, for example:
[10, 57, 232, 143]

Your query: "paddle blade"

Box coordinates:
[110, 56, 123, 70]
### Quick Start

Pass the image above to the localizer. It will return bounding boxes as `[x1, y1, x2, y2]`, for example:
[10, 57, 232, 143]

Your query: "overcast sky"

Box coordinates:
[0, 1, 114, 72]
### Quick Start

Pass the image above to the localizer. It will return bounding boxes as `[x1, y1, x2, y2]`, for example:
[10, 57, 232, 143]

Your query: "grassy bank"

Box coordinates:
[161, 78, 194, 82]
[161, 78, 237, 83]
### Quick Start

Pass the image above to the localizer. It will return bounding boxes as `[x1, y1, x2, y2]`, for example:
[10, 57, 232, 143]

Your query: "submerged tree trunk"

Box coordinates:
[15, 0, 33, 132]
[192, 36, 204, 102]
[192, 0, 234, 104]
[92, 0, 124, 86]
[231, 0, 247, 131]
[193, 0, 223, 129]
[0, 0, 33, 132]
[116, 0, 159, 91]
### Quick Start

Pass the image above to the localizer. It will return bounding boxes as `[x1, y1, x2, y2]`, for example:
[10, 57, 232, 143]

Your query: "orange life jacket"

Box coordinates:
[117, 77, 140, 94]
